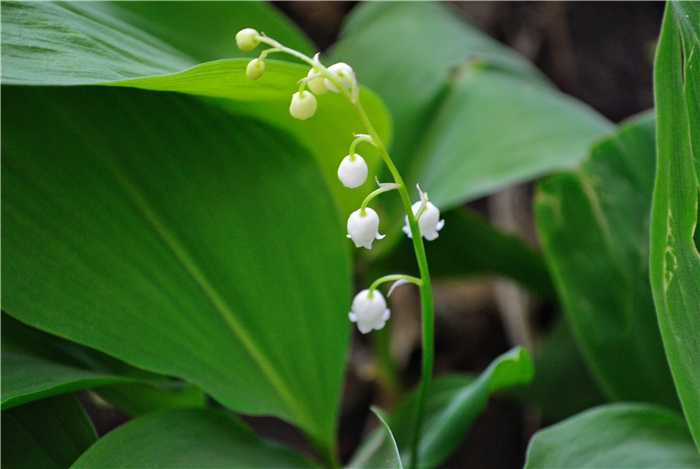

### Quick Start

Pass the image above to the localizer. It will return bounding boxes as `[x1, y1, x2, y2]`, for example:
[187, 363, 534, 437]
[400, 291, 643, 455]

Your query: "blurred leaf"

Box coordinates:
[2, 86, 350, 450]
[377, 207, 556, 299]
[347, 407, 403, 469]
[511, 318, 608, 422]
[2, 313, 197, 411]
[2, 394, 97, 469]
[524, 403, 700, 469]
[415, 69, 611, 210]
[535, 112, 680, 409]
[650, 2, 700, 448]
[367, 347, 533, 469]
[330, 2, 611, 213]
[71, 409, 319, 468]
[94, 382, 204, 418]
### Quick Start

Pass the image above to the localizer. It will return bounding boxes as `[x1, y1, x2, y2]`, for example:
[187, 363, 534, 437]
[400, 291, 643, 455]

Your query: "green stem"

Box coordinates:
[351, 101, 434, 469]
[254, 38, 435, 468]
[369, 274, 422, 292]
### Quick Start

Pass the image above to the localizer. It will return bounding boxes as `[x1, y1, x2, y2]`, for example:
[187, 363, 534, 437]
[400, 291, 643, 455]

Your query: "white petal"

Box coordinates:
[349, 312, 357, 322]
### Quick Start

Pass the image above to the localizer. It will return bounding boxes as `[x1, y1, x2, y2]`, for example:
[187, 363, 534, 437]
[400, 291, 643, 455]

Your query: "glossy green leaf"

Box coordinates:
[1, 1, 192, 84]
[71, 409, 319, 468]
[375, 207, 556, 299]
[109, 1, 315, 64]
[524, 403, 700, 469]
[2, 393, 98, 469]
[536, 112, 680, 409]
[347, 407, 403, 469]
[650, 2, 700, 448]
[330, 2, 611, 211]
[2, 85, 350, 450]
[364, 347, 533, 469]
[2, 312, 203, 413]
[1, 1, 313, 85]
[511, 318, 608, 422]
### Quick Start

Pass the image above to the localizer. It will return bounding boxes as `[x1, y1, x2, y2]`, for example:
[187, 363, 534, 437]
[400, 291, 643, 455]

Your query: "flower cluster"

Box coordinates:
[237, 29, 444, 334]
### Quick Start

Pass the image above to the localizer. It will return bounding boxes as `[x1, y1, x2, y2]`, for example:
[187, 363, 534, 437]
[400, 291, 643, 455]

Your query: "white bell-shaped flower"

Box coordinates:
[306, 68, 328, 95]
[236, 28, 260, 52]
[246, 58, 265, 80]
[347, 208, 385, 249]
[324, 63, 354, 93]
[349, 289, 391, 334]
[289, 91, 317, 120]
[337, 154, 368, 188]
[402, 201, 445, 241]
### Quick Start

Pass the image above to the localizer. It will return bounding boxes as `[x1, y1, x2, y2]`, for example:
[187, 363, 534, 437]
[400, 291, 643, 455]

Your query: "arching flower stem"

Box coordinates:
[252, 36, 435, 469]
[348, 134, 375, 162]
[368, 274, 422, 294]
[359, 183, 400, 216]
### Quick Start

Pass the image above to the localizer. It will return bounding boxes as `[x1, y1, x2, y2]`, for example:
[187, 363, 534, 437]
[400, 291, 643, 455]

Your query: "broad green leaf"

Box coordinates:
[71, 409, 319, 468]
[1, 1, 193, 84]
[106, 59, 391, 218]
[2, 393, 98, 469]
[330, 1, 611, 212]
[347, 407, 403, 469]
[368, 347, 533, 469]
[415, 70, 611, 210]
[2, 313, 203, 412]
[1, 1, 392, 218]
[1, 1, 313, 85]
[375, 207, 556, 299]
[650, 2, 700, 448]
[536, 112, 680, 410]
[2, 86, 350, 450]
[524, 403, 700, 469]
[110, 1, 315, 64]
[511, 318, 608, 422]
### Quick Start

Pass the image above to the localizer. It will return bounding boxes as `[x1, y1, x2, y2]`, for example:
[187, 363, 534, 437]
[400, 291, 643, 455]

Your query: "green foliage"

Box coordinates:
[525, 403, 700, 468]
[330, 2, 611, 212]
[650, 1, 700, 448]
[536, 113, 680, 409]
[347, 408, 404, 469]
[2, 0, 698, 467]
[71, 409, 319, 468]
[2, 394, 97, 469]
[353, 348, 534, 469]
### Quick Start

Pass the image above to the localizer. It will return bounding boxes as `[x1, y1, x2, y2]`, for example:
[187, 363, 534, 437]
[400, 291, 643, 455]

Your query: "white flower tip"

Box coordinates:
[324, 62, 355, 93]
[246, 58, 265, 80]
[403, 201, 443, 241]
[347, 208, 383, 250]
[349, 289, 390, 334]
[289, 91, 317, 120]
[236, 28, 260, 52]
[337, 154, 368, 188]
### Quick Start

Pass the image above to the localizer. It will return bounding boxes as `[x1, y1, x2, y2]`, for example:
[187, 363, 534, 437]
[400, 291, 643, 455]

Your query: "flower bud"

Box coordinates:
[246, 58, 265, 80]
[348, 289, 390, 334]
[337, 154, 368, 188]
[402, 201, 445, 241]
[324, 62, 354, 93]
[347, 208, 385, 249]
[236, 28, 260, 52]
[306, 68, 328, 96]
[289, 91, 317, 120]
